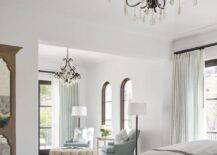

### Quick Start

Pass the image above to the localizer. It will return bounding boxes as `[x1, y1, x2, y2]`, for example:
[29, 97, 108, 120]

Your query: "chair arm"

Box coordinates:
[101, 145, 115, 153]
[108, 142, 115, 146]
[114, 140, 135, 154]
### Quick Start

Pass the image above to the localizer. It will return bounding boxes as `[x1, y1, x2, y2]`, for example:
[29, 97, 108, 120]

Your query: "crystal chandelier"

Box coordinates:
[122, 0, 198, 25]
[54, 48, 81, 86]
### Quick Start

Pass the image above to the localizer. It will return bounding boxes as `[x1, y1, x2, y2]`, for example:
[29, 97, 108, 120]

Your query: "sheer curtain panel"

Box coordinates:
[59, 83, 78, 146]
[172, 50, 205, 144]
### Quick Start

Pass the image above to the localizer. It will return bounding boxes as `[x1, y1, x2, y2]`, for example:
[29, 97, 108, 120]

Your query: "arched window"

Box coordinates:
[102, 82, 112, 129]
[120, 78, 133, 130]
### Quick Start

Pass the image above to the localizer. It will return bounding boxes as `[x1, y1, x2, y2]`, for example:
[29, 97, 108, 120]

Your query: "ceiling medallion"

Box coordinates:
[114, 0, 198, 25]
[54, 48, 81, 87]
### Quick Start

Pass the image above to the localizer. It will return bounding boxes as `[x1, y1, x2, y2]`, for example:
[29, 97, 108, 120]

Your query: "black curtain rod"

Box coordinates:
[38, 70, 55, 74]
[174, 42, 217, 55]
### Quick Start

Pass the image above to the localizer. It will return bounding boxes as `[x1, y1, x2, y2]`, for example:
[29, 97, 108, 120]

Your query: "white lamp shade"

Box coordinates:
[72, 106, 87, 117]
[128, 102, 147, 116]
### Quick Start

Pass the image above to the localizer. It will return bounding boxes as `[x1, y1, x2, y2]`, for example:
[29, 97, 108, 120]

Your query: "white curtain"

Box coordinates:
[51, 78, 60, 147]
[171, 50, 205, 144]
[59, 83, 78, 146]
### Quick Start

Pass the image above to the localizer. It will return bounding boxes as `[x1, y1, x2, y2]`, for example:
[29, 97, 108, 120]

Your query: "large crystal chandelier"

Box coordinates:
[54, 48, 81, 86]
[122, 0, 198, 25]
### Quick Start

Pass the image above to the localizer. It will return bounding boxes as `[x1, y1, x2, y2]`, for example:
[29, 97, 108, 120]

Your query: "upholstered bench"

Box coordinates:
[50, 148, 95, 155]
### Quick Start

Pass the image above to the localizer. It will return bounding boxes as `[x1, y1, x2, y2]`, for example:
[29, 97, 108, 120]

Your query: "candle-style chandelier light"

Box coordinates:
[54, 48, 81, 86]
[116, 0, 198, 25]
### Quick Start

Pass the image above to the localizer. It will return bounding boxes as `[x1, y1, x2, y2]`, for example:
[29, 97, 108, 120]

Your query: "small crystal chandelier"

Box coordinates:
[54, 48, 81, 86]
[121, 0, 198, 25]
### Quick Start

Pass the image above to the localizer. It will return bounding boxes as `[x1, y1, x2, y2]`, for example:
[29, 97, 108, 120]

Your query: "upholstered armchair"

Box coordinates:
[64, 128, 94, 149]
[101, 130, 140, 155]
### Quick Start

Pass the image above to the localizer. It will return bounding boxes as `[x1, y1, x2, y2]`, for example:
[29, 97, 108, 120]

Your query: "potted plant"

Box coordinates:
[100, 125, 111, 138]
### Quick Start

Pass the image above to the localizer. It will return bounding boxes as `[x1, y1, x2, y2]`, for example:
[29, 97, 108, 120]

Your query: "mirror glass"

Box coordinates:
[0, 135, 10, 155]
[0, 58, 10, 128]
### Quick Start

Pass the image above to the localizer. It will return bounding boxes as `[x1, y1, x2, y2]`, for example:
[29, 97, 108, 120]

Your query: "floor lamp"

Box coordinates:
[128, 102, 147, 155]
[72, 106, 87, 128]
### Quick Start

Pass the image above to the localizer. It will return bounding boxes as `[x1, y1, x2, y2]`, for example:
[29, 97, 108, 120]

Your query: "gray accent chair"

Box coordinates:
[101, 130, 140, 155]
[64, 128, 94, 149]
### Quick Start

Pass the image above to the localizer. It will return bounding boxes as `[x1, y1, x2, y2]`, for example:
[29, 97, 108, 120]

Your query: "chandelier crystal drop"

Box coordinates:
[121, 0, 198, 25]
[54, 48, 81, 87]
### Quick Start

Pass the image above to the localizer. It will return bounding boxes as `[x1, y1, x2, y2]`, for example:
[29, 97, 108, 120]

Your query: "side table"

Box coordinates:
[96, 137, 114, 155]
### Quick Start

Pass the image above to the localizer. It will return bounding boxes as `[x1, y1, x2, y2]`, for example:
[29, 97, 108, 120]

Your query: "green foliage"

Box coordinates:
[40, 107, 52, 127]
[0, 115, 9, 128]
[40, 85, 51, 97]
[100, 128, 111, 137]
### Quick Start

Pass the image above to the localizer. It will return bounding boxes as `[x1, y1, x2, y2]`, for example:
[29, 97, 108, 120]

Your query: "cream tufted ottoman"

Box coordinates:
[50, 148, 95, 155]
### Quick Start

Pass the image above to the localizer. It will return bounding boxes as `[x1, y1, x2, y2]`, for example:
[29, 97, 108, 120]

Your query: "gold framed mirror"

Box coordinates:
[0, 44, 22, 155]
[0, 58, 11, 128]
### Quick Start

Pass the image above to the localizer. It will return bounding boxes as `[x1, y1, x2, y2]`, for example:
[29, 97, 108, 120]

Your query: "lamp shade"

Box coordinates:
[72, 106, 87, 117]
[128, 102, 147, 116]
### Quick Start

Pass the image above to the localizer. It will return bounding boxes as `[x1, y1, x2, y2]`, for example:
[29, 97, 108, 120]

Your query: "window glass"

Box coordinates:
[121, 79, 133, 131]
[40, 107, 52, 127]
[105, 84, 112, 102]
[40, 84, 52, 106]
[105, 83, 112, 129]
[39, 81, 52, 149]
[124, 81, 133, 101]
[102, 82, 112, 130]
[205, 65, 217, 140]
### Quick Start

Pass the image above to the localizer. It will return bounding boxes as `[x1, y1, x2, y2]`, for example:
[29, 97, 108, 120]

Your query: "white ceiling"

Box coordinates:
[38, 44, 130, 68]
[172, 0, 217, 40]
[1, 0, 217, 40]
[15, 0, 216, 68]
[32, 0, 217, 67]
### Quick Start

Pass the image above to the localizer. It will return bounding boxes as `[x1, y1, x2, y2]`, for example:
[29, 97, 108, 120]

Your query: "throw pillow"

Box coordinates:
[115, 129, 129, 144]
[73, 128, 83, 142]
[73, 128, 88, 144]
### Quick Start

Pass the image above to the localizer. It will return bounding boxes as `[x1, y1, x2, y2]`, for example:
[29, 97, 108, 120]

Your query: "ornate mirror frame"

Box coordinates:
[0, 44, 22, 155]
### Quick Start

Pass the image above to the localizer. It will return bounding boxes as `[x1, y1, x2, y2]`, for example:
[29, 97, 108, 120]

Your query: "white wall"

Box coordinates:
[172, 30, 217, 60]
[38, 51, 173, 152]
[0, 3, 171, 155]
[86, 58, 172, 152]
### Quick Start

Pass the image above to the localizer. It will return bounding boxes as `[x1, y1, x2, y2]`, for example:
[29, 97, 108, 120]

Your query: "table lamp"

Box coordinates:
[72, 106, 87, 128]
[128, 102, 147, 155]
